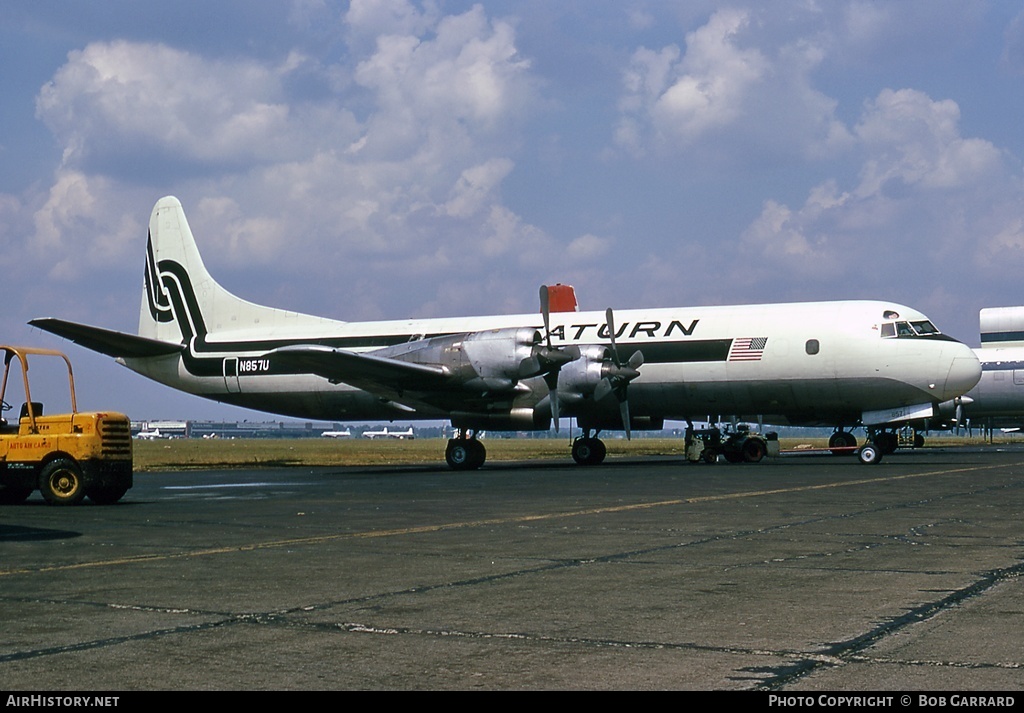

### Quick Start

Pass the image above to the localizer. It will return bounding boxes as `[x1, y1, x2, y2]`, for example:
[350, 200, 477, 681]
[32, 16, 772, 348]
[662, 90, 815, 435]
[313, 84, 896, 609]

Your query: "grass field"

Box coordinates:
[132, 437, 688, 470]
[131, 435, 1002, 471]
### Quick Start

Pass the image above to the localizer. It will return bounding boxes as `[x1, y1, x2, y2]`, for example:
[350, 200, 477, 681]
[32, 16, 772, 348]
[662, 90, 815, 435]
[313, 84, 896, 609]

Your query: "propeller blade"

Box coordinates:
[605, 308, 621, 366]
[593, 309, 638, 436]
[540, 285, 552, 349]
[518, 355, 541, 379]
[598, 306, 645, 438]
[544, 371, 561, 430]
[536, 285, 581, 433]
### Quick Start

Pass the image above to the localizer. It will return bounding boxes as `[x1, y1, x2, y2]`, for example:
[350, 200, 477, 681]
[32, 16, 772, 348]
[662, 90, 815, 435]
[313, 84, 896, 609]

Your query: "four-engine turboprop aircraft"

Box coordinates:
[30, 196, 981, 468]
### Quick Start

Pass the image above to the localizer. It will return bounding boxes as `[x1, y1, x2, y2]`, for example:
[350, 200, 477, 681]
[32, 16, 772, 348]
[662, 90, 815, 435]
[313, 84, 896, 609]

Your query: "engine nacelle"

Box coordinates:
[556, 345, 611, 396]
[935, 396, 973, 419]
[458, 327, 543, 391]
[451, 408, 551, 431]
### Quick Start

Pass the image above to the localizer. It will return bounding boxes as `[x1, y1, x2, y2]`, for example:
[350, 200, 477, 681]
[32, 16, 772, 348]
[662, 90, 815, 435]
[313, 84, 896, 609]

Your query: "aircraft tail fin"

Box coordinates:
[140, 196, 336, 345]
[980, 306, 1024, 348]
[544, 284, 578, 313]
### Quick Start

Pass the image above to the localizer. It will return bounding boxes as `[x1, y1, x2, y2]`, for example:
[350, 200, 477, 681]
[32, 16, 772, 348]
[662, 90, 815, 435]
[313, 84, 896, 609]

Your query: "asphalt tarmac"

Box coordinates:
[2, 445, 1023, 691]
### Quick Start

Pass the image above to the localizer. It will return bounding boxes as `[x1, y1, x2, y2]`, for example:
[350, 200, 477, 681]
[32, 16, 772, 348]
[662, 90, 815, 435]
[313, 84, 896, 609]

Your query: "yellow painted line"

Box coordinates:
[1, 461, 1014, 578]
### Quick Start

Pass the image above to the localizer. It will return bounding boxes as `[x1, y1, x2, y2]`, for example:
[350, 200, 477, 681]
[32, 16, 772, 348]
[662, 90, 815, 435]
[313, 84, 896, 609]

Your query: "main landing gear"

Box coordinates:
[571, 430, 607, 465]
[831, 427, 907, 465]
[445, 429, 486, 470]
[828, 430, 858, 455]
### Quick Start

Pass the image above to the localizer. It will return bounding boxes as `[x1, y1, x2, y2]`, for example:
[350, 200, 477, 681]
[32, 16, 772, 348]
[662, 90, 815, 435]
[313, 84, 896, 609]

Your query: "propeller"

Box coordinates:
[943, 395, 973, 435]
[519, 285, 580, 431]
[593, 307, 644, 439]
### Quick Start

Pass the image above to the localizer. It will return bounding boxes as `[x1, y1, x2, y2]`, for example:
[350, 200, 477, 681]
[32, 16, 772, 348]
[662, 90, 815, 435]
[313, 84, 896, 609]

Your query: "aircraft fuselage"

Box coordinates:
[122, 300, 978, 429]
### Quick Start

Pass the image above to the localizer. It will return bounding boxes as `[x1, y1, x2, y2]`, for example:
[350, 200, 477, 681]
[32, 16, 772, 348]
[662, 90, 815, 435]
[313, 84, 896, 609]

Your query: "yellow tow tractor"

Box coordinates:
[0, 346, 132, 505]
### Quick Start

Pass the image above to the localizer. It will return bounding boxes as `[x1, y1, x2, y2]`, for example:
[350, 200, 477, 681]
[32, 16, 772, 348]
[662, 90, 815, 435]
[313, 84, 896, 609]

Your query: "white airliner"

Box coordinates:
[31, 196, 981, 467]
[320, 429, 352, 438]
[362, 427, 415, 439]
[135, 427, 165, 440]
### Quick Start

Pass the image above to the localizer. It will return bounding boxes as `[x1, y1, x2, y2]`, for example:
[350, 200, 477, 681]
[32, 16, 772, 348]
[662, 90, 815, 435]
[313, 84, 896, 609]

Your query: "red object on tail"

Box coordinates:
[545, 284, 578, 313]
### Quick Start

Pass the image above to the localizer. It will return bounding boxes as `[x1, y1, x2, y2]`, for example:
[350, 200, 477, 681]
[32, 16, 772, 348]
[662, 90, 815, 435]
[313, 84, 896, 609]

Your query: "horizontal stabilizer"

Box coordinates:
[268, 344, 448, 392]
[29, 318, 183, 359]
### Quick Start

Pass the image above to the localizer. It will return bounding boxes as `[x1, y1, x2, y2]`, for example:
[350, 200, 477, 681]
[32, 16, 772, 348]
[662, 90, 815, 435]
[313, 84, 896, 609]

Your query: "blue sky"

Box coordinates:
[2, 1, 1024, 421]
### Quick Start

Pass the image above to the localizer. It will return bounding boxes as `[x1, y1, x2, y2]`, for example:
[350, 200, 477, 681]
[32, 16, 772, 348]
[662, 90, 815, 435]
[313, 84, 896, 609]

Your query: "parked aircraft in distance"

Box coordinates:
[135, 427, 165, 440]
[362, 427, 415, 439]
[320, 429, 352, 438]
[31, 196, 981, 468]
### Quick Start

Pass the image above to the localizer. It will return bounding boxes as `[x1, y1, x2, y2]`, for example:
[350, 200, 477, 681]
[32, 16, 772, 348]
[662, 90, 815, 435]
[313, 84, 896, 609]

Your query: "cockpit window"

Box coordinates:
[880, 319, 946, 339]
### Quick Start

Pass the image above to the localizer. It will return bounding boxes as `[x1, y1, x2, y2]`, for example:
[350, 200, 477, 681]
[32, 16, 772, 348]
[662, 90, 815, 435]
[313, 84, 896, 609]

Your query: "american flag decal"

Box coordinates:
[729, 337, 768, 361]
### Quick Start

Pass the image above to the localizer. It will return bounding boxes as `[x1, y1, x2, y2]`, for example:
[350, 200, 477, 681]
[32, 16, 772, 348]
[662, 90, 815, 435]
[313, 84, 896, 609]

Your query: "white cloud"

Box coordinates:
[615, 7, 851, 160]
[13, 1, 1023, 339]
[738, 88, 1023, 301]
[565, 233, 611, 262]
[353, 3, 534, 145]
[344, 0, 436, 42]
[618, 9, 765, 149]
[854, 89, 1003, 194]
[30, 169, 143, 280]
[35, 41, 330, 172]
[25, 3, 548, 320]
[443, 158, 515, 218]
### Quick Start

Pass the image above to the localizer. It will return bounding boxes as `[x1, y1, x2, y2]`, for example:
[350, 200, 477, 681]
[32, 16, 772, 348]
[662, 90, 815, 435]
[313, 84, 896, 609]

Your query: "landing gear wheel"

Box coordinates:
[857, 445, 882, 465]
[572, 437, 606, 465]
[38, 458, 86, 505]
[829, 431, 856, 455]
[446, 439, 485, 470]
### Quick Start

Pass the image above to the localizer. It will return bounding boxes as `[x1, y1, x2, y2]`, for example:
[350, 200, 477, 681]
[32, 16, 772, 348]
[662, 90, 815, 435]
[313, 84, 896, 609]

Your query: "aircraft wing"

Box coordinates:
[268, 344, 450, 394]
[29, 318, 183, 359]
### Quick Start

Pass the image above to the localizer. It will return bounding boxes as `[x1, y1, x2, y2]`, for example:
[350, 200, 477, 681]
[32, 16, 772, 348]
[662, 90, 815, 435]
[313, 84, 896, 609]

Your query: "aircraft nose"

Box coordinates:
[941, 347, 981, 401]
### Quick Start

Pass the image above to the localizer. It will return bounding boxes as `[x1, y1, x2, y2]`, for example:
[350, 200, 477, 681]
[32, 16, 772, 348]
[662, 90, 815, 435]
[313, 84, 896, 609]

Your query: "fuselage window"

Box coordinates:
[805, 339, 819, 355]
